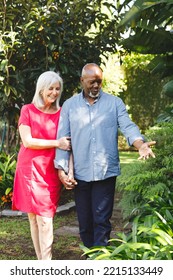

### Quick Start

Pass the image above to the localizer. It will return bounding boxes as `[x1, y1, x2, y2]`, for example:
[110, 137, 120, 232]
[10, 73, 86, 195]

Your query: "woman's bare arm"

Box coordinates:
[19, 124, 71, 150]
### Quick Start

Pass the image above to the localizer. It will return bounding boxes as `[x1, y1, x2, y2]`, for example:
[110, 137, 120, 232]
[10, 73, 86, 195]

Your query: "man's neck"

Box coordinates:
[84, 95, 98, 105]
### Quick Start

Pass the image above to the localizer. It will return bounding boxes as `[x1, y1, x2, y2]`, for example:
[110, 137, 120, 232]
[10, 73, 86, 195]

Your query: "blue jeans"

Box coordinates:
[74, 176, 116, 248]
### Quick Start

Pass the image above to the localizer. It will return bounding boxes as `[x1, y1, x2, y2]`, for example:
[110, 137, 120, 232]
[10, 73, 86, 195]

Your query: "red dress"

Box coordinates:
[12, 104, 62, 217]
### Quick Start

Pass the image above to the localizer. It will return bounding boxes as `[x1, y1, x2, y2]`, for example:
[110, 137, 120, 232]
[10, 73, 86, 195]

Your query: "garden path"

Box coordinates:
[55, 192, 129, 238]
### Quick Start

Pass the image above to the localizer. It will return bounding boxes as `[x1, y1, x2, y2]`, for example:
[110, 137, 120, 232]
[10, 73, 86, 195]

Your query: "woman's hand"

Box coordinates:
[57, 137, 71, 151]
[19, 125, 72, 150]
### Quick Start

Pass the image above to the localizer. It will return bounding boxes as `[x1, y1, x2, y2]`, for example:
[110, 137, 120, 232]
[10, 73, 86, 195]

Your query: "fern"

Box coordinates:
[117, 122, 173, 218]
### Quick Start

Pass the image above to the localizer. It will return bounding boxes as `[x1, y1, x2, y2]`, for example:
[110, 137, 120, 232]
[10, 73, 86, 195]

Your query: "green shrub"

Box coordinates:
[117, 122, 173, 218]
[82, 195, 173, 260]
[0, 152, 16, 209]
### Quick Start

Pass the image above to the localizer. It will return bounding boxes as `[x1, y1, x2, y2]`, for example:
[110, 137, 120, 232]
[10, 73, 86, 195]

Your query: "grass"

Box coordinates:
[119, 150, 138, 165]
[0, 211, 83, 260]
[0, 151, 139, 260]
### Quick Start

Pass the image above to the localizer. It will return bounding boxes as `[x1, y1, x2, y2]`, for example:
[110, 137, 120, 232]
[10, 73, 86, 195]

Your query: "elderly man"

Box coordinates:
[54, 63, 155, 248]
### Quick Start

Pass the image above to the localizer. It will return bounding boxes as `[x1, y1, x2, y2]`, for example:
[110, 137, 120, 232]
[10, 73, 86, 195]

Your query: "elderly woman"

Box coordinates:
[12, 71, 73, 260]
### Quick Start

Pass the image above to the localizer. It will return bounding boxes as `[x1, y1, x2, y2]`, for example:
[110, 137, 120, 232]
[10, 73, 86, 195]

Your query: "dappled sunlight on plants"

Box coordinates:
[82, 203, 173, 260]
[0, 153, 16, 210]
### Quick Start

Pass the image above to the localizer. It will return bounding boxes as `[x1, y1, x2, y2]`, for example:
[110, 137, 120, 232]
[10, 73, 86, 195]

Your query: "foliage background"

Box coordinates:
[0, 0, 119, 151]
[120, 54, 170, 132]
[1, 0, 173, 150]
[1, 0, 173, 260]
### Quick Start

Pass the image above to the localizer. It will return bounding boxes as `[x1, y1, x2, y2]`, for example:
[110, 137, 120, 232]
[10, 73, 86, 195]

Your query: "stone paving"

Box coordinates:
[55, 193, 126, 238]
[1, 194, 126, 238]
[0, 201, 75, 217]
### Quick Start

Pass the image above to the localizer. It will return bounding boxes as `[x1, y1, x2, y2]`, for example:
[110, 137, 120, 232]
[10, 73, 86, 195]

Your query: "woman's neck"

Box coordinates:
[37, 103, 60, 113]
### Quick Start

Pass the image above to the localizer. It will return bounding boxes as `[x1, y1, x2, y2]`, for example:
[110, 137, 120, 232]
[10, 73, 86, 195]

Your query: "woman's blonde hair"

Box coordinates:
[32, 71, 63, 108]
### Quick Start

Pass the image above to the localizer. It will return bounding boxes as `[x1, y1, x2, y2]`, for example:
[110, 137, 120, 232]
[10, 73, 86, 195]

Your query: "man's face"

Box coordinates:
[81, 68, 102, 98]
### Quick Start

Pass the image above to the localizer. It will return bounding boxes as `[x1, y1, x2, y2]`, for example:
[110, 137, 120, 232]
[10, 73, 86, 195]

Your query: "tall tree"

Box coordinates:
[0, 0, 119, 151]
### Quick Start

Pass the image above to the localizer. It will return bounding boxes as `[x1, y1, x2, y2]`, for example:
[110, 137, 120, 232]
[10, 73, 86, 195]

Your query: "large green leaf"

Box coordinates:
[118, 0, 173, 54]
[118, 0, 173, 27]
[162, 80, 173, 97]
[121, 29, 173, 54]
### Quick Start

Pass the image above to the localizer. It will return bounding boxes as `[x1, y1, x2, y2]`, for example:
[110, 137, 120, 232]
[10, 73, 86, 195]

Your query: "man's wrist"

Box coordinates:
[58, 169, 67, 178]
[133, 139, 145, 150]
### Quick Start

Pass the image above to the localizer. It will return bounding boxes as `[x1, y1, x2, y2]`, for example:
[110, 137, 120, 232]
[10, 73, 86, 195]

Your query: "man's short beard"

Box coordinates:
[88, 91, 100, 98]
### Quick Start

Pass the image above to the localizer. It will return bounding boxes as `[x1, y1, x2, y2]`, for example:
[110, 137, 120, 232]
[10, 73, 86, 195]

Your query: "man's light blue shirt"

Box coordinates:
[54, 90, 143, 182]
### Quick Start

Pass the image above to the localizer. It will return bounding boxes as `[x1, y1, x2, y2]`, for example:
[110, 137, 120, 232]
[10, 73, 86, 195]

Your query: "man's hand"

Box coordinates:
[133, 139, 156, 160]
[138, 141, 156, 160]
[58, 169, 77, 190]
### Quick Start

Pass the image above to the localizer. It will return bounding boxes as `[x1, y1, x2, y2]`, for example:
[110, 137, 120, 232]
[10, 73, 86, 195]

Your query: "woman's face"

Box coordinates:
[42, 82, 61, 105]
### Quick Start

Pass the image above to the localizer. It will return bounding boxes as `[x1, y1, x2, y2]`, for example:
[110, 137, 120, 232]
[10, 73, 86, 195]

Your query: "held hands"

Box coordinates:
[58, 137, 71, 151]
[138, 141, 156, 160]
[58, 169, 77, 190]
